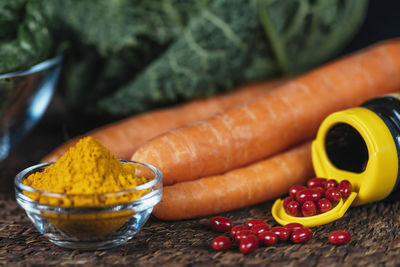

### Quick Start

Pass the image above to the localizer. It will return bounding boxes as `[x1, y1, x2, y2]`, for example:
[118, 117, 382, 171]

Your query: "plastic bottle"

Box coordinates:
[272, 94, 400, 227]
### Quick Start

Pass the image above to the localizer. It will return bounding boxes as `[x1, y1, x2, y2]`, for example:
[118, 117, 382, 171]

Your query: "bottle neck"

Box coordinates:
[313, 106, 398, 205]
[362, 95, 400, 199]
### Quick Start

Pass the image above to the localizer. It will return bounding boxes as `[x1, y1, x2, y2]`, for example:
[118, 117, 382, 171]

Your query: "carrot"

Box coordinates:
[42, 80, 284, 162]
[153, 142, 313, 220]
[132, 39, 400, 186]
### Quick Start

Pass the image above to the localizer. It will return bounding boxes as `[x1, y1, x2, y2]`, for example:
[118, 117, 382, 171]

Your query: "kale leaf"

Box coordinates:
[0, 0, 53, 74]
[43, 0, 368, 116]
[98, 0, 368, 115]
[44, 0, 204, 57]
[43, 0, 204, 113]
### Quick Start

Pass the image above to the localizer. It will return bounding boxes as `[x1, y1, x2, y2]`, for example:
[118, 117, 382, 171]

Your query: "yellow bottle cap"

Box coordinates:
[272, 107, 398, 227]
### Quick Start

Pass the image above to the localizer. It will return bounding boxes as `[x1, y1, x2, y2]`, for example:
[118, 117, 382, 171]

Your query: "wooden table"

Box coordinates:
[1, 97, 400, 266]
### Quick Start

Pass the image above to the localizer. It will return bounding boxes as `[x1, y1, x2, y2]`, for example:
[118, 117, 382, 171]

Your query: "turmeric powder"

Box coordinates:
[24, 136, 148, 207]
[23, 136, 153, 239]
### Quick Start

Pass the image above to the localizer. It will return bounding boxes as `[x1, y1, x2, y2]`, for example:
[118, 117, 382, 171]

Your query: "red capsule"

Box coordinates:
[230, 225, 247, 239]
[313, 186, 325, 197]
[289, 185, 307, 198]
[291, 228, 313, 243]
[307, 177, 327, 188]
[301, 201, 317, 217]
[211, 235, 231, 251]
[324, 179, 338, 190]
[296, 189, 321, 203]
[210, 216, 233, 232]
[283, 196, 294, 209]
[271, 226, 290, 242]
[338, 180, 353, 198]
[235, 229, 253, 243]
[317, 198, 333, 213]
[250, 223, 270, 236]
[325, 188, 342, 202]
[259, 231, 278, 246]
[239, 234, 259, 254]
[284, 223, 304, 234]
[329, 230, 351, 245]
[245, 219, 267, 229]
[285, 200, 301, 217]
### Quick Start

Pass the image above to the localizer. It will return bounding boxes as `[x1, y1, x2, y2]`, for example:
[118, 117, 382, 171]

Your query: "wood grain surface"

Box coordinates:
[1, 197, 400, 266]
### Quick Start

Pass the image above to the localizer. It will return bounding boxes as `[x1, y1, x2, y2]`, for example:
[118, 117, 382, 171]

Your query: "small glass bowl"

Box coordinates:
[0, 55, 62, 161]
[14, 160, 162, 250]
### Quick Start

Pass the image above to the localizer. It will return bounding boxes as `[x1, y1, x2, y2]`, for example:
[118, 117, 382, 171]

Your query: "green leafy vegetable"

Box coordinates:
[45, 0, 369, 116]
[0, 0, 53, 74]
[99, 0, 274, 114]
[43, 0, 204, 113]
[44, 0, 204, 57]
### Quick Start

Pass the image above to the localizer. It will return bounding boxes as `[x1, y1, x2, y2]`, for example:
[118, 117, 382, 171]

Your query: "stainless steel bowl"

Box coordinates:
[0, 55, 62, 160]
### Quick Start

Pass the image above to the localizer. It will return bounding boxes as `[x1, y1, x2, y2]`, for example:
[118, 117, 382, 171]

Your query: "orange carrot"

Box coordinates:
[42, 80, 284, 162]
[133, 39, 400, 186]
[153, 142, 313, 220]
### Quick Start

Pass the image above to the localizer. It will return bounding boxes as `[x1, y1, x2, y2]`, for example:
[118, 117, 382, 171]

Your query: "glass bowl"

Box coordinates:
[0, 55, 62, 161]
[15, 160, 162, 250]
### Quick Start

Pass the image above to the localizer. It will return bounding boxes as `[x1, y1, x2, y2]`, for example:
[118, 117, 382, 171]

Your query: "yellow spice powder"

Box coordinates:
[23, 136, 152, 239]
[23, 136, 148, 207]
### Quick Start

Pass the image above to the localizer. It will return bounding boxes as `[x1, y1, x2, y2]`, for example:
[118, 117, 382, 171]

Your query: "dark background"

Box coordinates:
[344, 0, 400, 54]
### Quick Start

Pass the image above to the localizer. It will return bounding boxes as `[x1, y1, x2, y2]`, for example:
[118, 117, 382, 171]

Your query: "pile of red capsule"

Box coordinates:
[209, 178, 354, 253]
[284, 177, 353, 217]
[210, 216, 352, 253]
[210, 217, 312, 253]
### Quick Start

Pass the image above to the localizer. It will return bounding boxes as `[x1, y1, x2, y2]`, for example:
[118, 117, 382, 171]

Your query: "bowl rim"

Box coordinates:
[0, 54, 63, 79]
[14, 160, 163, 201]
